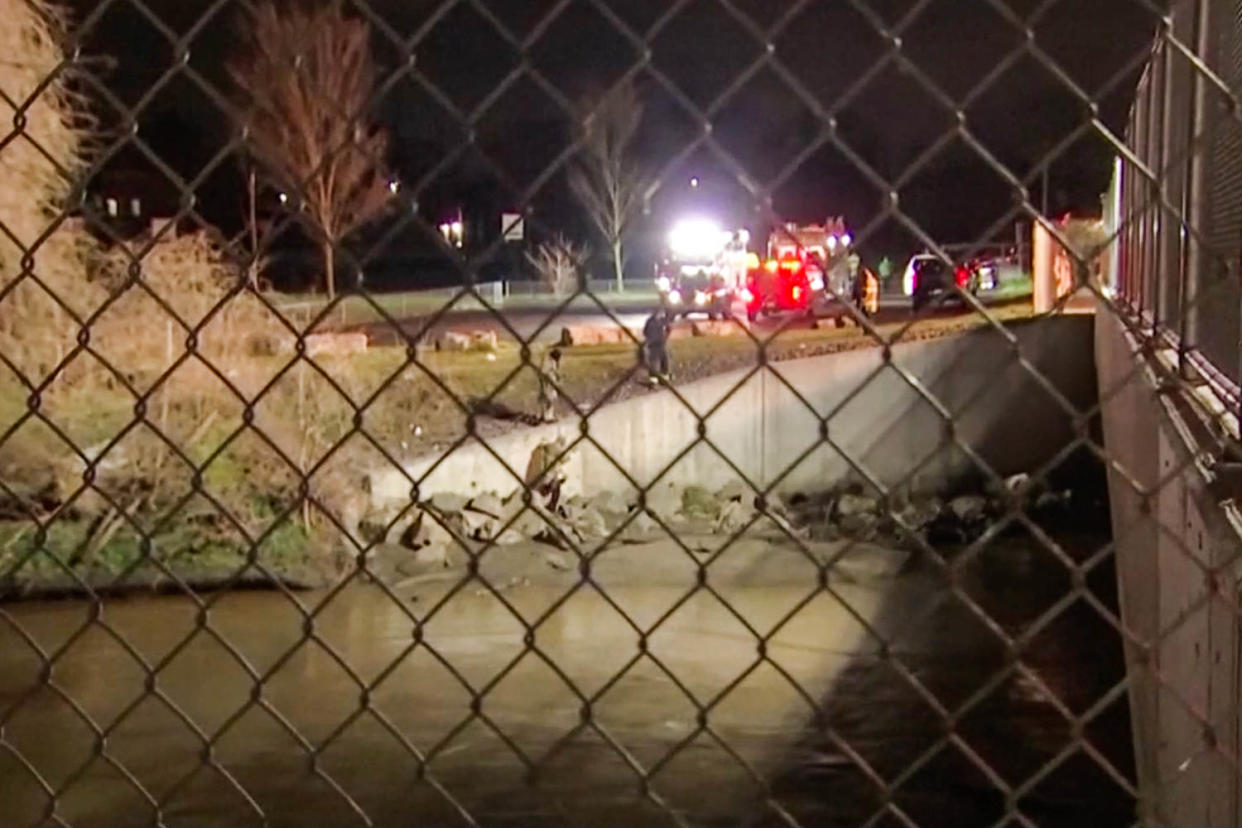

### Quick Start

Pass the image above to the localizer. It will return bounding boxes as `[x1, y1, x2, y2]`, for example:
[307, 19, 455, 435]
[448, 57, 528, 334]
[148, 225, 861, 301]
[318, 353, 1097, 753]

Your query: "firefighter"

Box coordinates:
[525, 435, 570, 512]
[861, 267, 880, 317]
[537, 347, 562, 423]
[643, 309, 671, 383]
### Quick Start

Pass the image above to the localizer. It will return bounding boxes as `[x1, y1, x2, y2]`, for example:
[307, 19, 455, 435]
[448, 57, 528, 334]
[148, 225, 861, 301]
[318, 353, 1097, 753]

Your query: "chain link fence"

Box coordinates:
[0, 0, 1238, 825]
[1117, 0, 1242, 390]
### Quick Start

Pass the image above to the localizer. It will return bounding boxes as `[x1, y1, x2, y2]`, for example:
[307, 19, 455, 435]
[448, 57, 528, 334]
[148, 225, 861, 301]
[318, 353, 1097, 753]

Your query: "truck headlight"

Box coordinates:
[656, 276, 671, 292]
[668, 290, 682, 305]
[694, 291, 708, 306]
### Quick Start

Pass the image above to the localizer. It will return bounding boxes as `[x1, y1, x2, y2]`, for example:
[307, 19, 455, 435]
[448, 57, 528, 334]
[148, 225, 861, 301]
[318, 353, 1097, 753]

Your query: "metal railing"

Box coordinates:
[1109, 0, 1242, 392]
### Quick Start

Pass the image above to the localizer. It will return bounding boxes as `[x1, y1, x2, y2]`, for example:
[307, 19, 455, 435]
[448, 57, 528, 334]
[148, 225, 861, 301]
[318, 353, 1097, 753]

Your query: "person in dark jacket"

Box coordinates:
[642, 310, 671, 383]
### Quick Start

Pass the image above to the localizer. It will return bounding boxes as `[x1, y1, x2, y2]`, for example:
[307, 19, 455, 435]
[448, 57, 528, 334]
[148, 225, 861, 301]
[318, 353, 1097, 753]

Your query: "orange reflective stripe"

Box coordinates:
[863, 270, 879, 314]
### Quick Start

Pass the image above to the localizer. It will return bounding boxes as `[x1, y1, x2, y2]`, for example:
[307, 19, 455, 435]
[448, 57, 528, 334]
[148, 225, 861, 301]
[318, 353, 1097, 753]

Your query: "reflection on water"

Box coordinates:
[0, 533, 1132, 827]
[0, 567, 885, 827]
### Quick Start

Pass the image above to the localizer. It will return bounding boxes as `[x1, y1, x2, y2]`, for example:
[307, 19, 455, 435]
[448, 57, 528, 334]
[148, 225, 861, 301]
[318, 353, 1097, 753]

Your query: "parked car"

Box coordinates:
[902, 254, 981, 311]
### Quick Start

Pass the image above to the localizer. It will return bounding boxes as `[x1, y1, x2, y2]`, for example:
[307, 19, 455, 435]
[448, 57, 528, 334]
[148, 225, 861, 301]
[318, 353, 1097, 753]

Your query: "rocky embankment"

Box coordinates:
[785, 472, 1079, 547]
[355, 472, 1079, 596]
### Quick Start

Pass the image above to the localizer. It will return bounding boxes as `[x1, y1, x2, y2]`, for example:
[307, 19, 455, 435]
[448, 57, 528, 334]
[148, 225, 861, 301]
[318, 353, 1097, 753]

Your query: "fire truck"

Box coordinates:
[655, 219, 749, 318]
[744, 218, 860, 320]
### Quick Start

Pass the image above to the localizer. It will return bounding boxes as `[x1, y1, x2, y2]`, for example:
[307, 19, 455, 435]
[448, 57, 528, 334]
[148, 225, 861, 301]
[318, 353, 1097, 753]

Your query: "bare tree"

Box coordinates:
[569, 82, 645, 292]
[228, 1, 394, 299]
[240, 165, 269, 292]
[526, 236, 589, 297]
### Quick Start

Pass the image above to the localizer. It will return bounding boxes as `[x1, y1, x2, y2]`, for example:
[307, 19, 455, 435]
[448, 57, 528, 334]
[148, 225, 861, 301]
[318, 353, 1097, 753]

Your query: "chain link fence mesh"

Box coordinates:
[0, 0, 1237, 825]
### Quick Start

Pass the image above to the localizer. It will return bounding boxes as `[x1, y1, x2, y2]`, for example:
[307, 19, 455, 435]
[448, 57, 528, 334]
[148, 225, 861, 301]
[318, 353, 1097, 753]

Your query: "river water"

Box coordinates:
[0, 532, 1133, 827]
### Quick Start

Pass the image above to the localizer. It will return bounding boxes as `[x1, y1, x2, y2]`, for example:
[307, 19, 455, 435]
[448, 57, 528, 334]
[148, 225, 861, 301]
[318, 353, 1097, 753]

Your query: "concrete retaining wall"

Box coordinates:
[1096, 310, 1242, 826]
[371, 315, 1096, 507]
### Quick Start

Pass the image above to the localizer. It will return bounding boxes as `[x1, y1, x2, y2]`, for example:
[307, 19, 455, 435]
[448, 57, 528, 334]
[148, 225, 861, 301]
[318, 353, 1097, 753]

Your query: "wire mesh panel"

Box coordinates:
[0, 0, 1238, 825]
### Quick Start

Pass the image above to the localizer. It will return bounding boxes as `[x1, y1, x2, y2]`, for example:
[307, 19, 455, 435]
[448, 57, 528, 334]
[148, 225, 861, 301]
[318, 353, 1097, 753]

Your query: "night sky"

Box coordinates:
[62, 0, 1160, 282]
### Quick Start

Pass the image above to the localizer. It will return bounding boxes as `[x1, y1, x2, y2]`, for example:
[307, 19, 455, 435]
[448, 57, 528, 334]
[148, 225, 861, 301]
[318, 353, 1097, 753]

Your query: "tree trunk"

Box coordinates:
[613, 238, 624, 292]
[322, 238, 335, 299]
[247, 168, 259, 292]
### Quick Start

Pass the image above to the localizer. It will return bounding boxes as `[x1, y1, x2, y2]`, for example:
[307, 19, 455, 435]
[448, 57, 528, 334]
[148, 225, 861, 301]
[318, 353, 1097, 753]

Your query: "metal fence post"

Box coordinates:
[1151, 40, 1168, 330]
[1183, 0, 1211, 375]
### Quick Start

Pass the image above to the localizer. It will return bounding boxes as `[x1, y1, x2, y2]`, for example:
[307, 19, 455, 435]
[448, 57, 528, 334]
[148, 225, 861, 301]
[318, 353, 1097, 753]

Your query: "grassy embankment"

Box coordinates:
[0, 291, 1035, 595]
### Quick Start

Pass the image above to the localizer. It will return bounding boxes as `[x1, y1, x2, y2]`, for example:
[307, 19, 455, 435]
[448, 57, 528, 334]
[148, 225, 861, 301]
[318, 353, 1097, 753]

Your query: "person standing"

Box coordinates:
[846, 250, 863, 307]
[860, 266, 880, 316]
[537, 347, 562, 423]
[877, 256, 893, 288]
[642, 310, 671, 384]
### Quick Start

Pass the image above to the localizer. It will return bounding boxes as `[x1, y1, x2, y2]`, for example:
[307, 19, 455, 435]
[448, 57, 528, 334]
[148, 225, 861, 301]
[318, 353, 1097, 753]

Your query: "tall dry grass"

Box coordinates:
[0, 0, 97, 382]
[0, 1, 425, 583]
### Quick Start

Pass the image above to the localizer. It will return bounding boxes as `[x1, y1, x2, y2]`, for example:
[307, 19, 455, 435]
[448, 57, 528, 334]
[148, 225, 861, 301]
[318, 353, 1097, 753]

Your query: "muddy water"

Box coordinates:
[0, 534, 1133, 827]
[0, 549, 886, 827]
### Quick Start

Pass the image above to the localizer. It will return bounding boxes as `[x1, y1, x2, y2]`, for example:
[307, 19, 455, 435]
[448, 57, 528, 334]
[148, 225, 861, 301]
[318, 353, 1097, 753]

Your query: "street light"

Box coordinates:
[278, 192, 288, 205]
[388, 180, 400, 194]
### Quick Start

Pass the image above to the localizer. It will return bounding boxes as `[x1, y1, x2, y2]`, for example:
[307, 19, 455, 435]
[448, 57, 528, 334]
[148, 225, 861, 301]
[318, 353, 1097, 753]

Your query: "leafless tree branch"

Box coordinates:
[526, 235, 589, 297]
[569, 81, 645, 292]
[228, 0, 395, 298]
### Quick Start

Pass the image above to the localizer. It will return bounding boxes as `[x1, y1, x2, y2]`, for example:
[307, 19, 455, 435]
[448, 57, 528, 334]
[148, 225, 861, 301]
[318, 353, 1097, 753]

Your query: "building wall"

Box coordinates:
[1097, 308, 1242, 826]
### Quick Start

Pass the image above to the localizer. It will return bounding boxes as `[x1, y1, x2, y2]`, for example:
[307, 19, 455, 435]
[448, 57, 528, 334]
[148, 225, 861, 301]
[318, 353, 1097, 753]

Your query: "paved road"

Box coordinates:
[358, 292, 1027, 346]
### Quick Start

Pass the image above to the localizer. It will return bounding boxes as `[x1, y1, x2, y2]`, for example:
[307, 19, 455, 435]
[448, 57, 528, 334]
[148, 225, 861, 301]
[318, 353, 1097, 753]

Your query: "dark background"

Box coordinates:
[62, 0, 1161, 288]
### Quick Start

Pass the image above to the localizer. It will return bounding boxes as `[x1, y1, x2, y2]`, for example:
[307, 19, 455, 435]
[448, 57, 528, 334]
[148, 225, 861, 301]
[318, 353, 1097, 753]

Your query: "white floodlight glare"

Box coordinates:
[841, 233, 853, 247]
[668, 218, 727, 260]
[826, 235, 839, 251]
